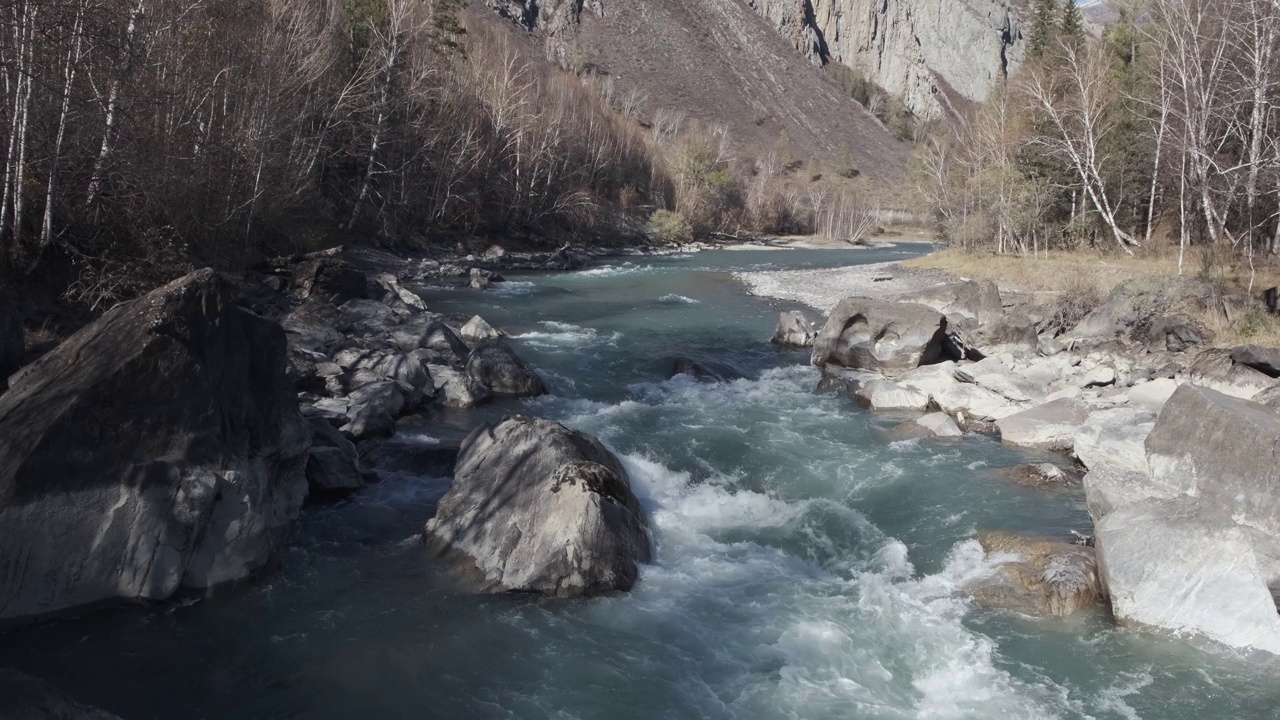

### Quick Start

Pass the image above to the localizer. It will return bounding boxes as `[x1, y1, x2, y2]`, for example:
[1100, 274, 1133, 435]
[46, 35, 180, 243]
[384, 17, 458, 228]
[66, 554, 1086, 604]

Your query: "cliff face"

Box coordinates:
[749, 0, 1025, 119]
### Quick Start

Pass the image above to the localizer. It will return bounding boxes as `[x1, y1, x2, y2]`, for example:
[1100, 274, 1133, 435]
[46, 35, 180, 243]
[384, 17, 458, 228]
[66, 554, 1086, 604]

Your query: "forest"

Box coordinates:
[916, 0, 1280, 285]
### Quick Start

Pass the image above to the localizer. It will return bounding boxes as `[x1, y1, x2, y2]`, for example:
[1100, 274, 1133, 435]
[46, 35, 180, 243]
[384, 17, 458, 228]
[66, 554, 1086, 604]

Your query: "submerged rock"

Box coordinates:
[0, 669, 122, 719]
[424, 417, 650, 596]
[0, 269, 309, 620]
[672, 357, 724, 383]
[465, 339, 547, 397]
[890, 412, 963, 440]
[999, 463, 1078, 490]
[771, 310, 816, 348]
[968, 531, 1102, 618]
[811, 298, 946, 376]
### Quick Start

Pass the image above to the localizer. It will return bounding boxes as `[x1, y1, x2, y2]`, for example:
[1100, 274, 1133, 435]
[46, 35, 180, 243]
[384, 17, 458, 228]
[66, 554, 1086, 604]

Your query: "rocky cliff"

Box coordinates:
[749, 0, 1025, 119]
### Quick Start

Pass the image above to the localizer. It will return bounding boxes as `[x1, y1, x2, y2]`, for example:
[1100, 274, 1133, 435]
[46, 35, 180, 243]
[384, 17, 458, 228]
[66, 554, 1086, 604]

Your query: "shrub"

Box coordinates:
[649, 210, 694, 244]
[1053, 278, 1105, 332]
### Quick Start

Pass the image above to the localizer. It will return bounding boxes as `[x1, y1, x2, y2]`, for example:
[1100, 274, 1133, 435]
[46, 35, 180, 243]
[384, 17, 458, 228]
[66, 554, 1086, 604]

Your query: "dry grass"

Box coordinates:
[904, 246, 1280, 348]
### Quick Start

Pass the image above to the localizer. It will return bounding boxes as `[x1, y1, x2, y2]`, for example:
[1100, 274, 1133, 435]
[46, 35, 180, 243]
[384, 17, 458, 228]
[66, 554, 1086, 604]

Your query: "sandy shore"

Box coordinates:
[734, 260, 953, 313]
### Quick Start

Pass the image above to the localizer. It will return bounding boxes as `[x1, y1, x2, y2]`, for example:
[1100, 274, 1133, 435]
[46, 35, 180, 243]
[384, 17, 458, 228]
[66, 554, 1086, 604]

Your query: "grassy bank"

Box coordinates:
[904, 248, 1280, 348]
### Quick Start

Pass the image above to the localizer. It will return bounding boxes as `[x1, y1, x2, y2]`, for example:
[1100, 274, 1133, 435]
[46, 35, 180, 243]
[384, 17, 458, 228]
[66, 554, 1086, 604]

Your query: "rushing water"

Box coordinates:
[3, 246, 1279, 719]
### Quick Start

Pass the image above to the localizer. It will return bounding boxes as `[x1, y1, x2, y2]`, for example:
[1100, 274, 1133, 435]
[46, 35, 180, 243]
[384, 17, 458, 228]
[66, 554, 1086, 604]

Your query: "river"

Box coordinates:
[1, 246, 1277, 719]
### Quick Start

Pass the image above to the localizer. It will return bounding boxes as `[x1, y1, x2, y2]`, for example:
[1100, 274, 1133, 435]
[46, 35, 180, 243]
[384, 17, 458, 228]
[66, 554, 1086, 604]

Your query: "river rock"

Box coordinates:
[996, 398, 1090, 451]
[292, 256, 367, 304]
[1231, 345, 1280, 378]
[898, 280, 1002, 325]
[465, 339, 547, 397]
[956, 357, 1039, 403]
[999, 463, 1077, 490]
[1146, 384, 1280, 535]
[283, 300, 348, 354]
[338, 298, 400, 337]
[1254, 382, 1280, 409]
[0, 291, 21, 391]
[811, 298, 946, 376]
[1126, 378, 1179, 412]
[899, 361, 960, 398]
[0, 669, 122, 719]
[1083, 464, 1177, 522]
[428, 364, 492, 408]
[1187, 348, 1276, 399]
[1072, 407, 1153, 474]
[1095, 495, 1280, 656]
[968, 531, 1101, 618]
[424, 417, 650, 596]
[891, 412, 963, 440]
[305, 418, 363, 495]
[966, 311, 1041, 359]
[461, 315, 501, 344]
[771, 310, 816, 348]
[390, 317, 470, 363]
[0, 269, 309, 620]
[374, 273, 428, 311]
[932, 383, 1022, 423]
[1077, 366, 1115, 389]
[856, 379, 929, 411]
[672, 357, 723, 383]
[342, 380, 403, 441]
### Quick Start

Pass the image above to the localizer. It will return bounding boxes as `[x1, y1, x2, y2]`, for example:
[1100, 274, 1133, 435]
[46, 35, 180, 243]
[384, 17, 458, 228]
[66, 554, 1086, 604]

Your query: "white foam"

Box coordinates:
[513, 321, 622, 349]
[658, 293, 700, 304]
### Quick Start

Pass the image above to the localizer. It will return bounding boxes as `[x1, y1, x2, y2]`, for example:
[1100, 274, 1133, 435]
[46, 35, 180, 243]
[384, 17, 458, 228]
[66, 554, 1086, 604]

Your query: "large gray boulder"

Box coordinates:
[898, 280, 1002, 325]
[305, 417, 364, 495]
[1146, 384, 1280, 535]
[811, 298, 946, 376]
[856, 379, 929, 411]
[996, 398, 1090, 451]
[1072, 407, 1153, 474]
[0, 669, 122, 719]
[1231, 344, 1280, 378]
[0, 291, 21, 391]
[1095, 496, 1280, 655]
[465, 338, 547, 397]
[1187, 348, 1276, 399]
[460, 315, 501, 344]
[0, 270, 309, 620]
[771, 310, 816, 348]
[424, 417, 650, 596]
[1254, 382, 1280, 409]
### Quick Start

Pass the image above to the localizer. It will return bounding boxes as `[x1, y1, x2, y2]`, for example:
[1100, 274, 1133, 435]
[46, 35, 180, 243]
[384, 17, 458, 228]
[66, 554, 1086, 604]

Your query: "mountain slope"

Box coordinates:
[479, 0, 913, 182]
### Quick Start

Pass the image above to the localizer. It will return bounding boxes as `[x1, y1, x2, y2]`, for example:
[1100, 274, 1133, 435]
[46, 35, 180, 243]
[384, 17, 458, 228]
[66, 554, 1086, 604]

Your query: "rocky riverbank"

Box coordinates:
[753, 256, 1280, 657]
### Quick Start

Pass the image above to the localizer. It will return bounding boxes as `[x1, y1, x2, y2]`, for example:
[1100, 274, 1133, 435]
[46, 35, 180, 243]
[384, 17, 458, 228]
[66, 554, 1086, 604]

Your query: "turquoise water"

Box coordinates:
[2, 247, 1278, 719]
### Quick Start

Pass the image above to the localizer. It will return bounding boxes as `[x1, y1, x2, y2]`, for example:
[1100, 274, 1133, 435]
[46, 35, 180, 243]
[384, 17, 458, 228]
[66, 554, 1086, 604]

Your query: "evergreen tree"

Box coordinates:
[1027, 0, 1062, 61]
[1061, 1, 1087, 48]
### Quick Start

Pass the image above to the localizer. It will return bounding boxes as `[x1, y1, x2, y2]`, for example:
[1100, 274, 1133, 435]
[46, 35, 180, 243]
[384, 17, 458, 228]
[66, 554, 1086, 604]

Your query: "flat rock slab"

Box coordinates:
[996, 398, 1091, 451]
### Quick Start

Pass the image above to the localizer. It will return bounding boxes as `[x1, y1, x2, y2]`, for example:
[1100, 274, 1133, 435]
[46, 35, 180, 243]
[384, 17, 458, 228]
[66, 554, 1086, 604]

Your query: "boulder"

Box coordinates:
[968, 531, 1101, 617]
[374, 273, 427, 311]
[0, 270, 309, 620]
[1072, 407, 1153, 474]
[890, 412, 963, 440]
[292, 256, 367, 304]
[996, 398, 1090, 451]
[1231, 345, 1280, 378]
[1083, 464, 1178, 523]
[999, 463, 1078, 490]
[338, 298, 400, 337]
[0, 291, 22, 390]
[428, 365, 492, 408]
[771, 310, 816, 348]
[348, 350, 434, 408]
[0, 669, 122, 719]
[672, 357, 723, 383]
[1095, 496, 1280, 656]
[1143, 314, 1214, 353]
[1077, 366, 1115, 388]
[1187, 348, 1276, 399]
[811, 298, 946, 376]
[465, 339, 547, 397]
[966, 311, 1040, 359]
[898, 280, 1002, 325]
[899, 361, 960, 398]
[460, 315, 501, 344]
[305, 417, 363, 495]
[1146, 384, 1280, 536]
[814, 366, 874, 397]
[856, 379, 930, 411]
[423, 417, 650, 596]
[1126, 378, 1179, 413]
[956, 357, 1040, 403]
[1254, 382, 1280, 409]
[341, 381, 403, 441]
[282, 301, 347, 354]
[469, 268, 491, 290]
[1071, 276, 1211, 342]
